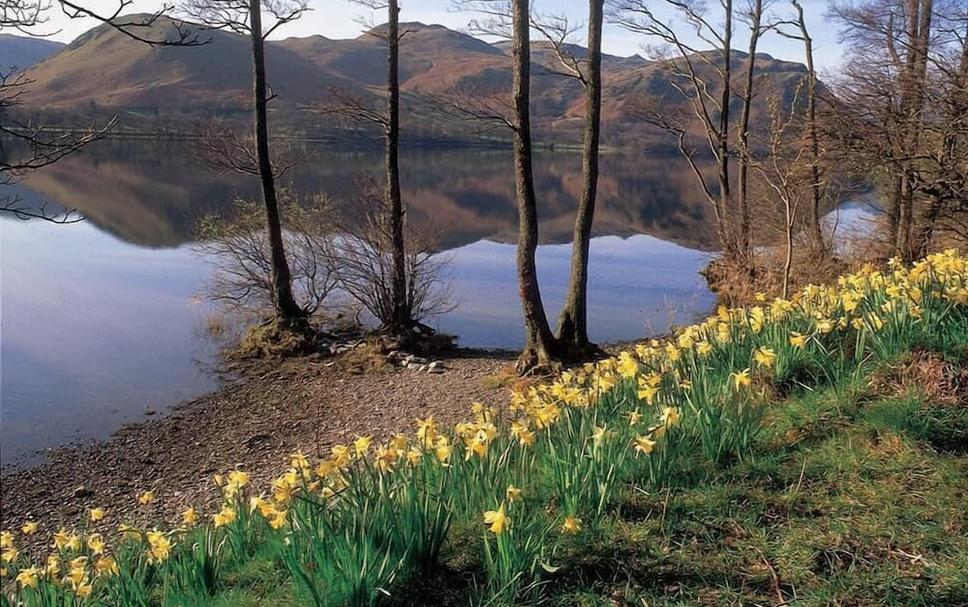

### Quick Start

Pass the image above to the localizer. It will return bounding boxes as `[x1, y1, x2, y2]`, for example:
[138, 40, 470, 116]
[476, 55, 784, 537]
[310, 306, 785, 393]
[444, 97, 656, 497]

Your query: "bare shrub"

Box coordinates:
[194, 192, 338, 318]
[331, 180, 453, 332]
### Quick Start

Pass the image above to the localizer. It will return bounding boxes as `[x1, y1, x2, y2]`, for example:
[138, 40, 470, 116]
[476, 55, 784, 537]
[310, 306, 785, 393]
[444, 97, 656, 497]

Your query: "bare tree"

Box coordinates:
[331, 180, 452, 332]
[315, 0, 413, 339]
[776, 0, 826, 254]
[829, 0, 966, 260]
[180, 0, 308, 326]
[736, 0, 766, 260]
[610, 0, 745, 265]
[749, 88, 809, 298]
[530, 2, 607, 360]
[194, 194, 339, 317]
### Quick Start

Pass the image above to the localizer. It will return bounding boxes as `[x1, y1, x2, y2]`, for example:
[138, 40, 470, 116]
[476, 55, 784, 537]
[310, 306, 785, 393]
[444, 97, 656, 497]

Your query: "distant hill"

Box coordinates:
[0, 34, 65, 71]
[9, 16, 814, 147]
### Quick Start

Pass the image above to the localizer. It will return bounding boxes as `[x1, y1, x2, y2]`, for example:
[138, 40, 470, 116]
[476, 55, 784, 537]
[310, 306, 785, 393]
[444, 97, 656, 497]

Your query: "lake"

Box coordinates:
[1, 141, 719, 466]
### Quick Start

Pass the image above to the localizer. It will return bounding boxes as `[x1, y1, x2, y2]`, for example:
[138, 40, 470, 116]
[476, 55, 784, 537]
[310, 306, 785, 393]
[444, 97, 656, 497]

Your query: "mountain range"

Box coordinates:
[0, 33, 65, 72]
[3, 16, 812, 146]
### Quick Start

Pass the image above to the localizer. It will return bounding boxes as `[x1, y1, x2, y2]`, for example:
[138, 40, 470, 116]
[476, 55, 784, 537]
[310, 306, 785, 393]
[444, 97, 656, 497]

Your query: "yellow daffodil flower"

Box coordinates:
[483, 504, 508, 535]
[561, 516, 582, 535]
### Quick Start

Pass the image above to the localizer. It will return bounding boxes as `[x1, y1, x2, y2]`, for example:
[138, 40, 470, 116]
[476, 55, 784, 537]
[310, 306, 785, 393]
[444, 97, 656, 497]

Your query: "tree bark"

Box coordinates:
[511, 0, 558, 373]
[556, 0, 604, 360]
[717, 0, 736, 263]
[249, 0, 301, 322]
[896, 0, 933, 261]
[793, 0, 826, 253]
[737, 0, 762, 263]
[385, 0, 409, 336]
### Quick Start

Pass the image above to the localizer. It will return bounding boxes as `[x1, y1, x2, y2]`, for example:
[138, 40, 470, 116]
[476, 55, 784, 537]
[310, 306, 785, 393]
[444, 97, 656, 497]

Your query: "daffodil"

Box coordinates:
[213, 505, 237, 528]
[483, 504, 508, 535]
[633, 434, 656, 455]
[89, 508, 106, 522]
[591, 425, 608, 447]
[146, 529, 171, 563]
[415, 416, 438, 447]
[506, 485, 522, 503]
[561, 516, 582, 534]
[138, 490, 155, 505]
[789, 332, 808, 348]
[434, 436, 453, 463]
[731, 368, 752, 390]
[226, 470, 250, 495]
[330, 444, 351, 468]
[753, 346, 776, 368]
[2, 546, 17, 563]
[87, 533, 106, 555]
[660, 406, 680, 427]
[353, 435, 372, 457]
[637, 383, 660, 405]
[182, 507, 198, 526]
[21, 521, 38, 535]
[15, 566, 40, 588]
[46, 554, 61, 577]
[94, 555, 118, 577]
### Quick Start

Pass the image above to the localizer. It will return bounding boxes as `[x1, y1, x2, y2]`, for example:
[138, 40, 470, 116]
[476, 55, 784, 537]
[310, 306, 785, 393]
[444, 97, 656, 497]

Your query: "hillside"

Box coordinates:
[10, 16, 815, 146]
[0, 33, 64, 71]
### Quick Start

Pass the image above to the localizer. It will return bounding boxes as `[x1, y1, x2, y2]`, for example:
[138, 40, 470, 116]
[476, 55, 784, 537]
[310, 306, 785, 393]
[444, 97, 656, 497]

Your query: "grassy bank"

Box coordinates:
[2, 251, 966, 606]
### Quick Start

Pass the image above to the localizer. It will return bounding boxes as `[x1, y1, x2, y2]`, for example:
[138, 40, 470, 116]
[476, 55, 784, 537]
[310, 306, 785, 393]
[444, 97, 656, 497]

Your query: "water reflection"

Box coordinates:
[2, 141, 718, 465]
[17, 141, 718, 250]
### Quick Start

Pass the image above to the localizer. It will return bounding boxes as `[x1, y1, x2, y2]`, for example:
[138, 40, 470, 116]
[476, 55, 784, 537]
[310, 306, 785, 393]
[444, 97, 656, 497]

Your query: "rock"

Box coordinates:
[144, 407, 156, 416]
[72, 485, 94, 499]
[427, 361, 444, 374]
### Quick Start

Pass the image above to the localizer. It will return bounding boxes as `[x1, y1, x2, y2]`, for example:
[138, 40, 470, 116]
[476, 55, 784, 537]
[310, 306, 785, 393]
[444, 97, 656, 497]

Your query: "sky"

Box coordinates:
[20, 0, 845, 71]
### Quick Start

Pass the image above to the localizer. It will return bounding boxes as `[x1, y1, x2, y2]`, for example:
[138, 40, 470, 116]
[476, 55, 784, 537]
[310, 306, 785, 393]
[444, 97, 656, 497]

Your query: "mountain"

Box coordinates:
[0, 34, 65, 71]
[9, 17, 815, 146]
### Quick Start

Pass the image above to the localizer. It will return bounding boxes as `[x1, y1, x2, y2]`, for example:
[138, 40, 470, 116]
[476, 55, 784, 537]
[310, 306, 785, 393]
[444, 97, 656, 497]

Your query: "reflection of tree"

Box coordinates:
[18, 141, 720, 250]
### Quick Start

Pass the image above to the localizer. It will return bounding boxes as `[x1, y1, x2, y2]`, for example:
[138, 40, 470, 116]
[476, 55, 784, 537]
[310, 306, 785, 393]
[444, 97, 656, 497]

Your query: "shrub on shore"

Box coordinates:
[2, 251, 965, 606]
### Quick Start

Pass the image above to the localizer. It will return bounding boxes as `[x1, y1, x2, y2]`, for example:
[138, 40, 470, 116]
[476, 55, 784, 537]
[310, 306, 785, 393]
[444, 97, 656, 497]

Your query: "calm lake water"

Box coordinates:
[1, 141, 719, 466]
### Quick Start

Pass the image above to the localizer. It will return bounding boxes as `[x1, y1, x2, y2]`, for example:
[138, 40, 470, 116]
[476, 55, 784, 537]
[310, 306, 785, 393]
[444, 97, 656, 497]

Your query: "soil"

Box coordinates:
[0, 349, 517, 549]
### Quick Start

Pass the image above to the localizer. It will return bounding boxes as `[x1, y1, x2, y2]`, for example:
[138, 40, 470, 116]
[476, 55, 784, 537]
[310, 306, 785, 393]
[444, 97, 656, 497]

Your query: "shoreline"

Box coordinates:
[0, 348, 516, 545]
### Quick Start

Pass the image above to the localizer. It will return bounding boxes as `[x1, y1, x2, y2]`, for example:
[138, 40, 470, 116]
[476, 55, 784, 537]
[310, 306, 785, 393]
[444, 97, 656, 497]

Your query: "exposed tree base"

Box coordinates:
[515, 342, 563, 376]
[232, 315, 316, 360]
[555, 336, 608, 364]
[379, 321, 457, 357]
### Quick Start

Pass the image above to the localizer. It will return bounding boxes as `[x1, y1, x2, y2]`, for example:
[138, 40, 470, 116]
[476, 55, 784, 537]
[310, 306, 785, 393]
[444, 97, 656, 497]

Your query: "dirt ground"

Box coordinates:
[0, 349, 516, 547]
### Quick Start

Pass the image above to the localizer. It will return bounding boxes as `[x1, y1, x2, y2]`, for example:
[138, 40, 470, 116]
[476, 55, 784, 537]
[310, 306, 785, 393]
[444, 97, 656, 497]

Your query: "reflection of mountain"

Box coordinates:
[20, 141, 717, 251]
[13, 18, 812, 146]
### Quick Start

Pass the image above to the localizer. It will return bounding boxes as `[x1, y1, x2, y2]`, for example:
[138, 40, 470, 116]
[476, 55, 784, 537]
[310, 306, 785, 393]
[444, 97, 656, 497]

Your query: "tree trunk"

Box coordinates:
[249, 0, 301, 323]
[717, 0, 736, 264]
[511, 0, 558, 373]
[793, 0, 825, 254]
[896, 0, 933, 262]
[385, 0, 409, 336]
[737, 0, 762, 263]
[783, 205, 794, 299]
[556, 0, 604, 360]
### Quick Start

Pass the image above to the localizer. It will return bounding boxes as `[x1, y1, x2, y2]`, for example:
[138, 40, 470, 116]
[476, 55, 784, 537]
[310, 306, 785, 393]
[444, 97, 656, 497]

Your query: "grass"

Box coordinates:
[2, 250, 966, 606]
[536, 380, 968, 607]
